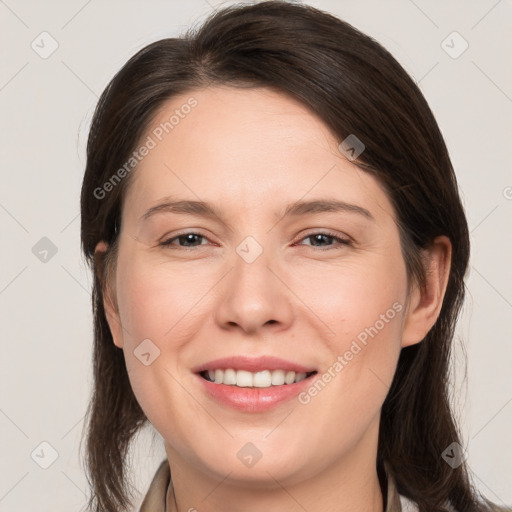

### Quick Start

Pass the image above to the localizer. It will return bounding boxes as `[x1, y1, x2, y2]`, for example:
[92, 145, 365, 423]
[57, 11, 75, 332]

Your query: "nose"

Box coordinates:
[213, 239, 294, 336]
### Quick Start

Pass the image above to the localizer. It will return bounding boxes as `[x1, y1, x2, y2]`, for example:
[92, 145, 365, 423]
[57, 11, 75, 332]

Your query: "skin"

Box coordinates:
[96, 86, 451, 512]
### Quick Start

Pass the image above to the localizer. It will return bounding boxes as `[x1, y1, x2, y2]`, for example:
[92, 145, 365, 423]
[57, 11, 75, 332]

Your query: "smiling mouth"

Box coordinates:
[199, 369, 318, 388]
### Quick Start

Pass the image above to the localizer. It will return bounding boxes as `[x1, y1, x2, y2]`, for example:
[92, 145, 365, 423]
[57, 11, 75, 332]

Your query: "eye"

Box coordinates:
[159, 231, 210, 249]
[159, 230, 351, 251]
[295, 231, 351, 250]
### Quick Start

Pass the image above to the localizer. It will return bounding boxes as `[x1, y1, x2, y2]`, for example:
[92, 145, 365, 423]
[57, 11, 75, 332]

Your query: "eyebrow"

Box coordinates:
[139, 197, 374, 225]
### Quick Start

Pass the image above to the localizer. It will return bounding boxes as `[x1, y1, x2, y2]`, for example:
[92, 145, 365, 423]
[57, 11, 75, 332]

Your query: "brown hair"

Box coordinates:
[80, 2, 505, 511]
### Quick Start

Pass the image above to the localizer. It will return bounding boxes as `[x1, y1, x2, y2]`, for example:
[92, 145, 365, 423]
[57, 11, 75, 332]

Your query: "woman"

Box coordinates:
[79, 1, 510, 511]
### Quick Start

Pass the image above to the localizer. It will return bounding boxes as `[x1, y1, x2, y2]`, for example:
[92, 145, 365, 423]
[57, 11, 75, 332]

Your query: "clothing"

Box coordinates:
[138, 459, 419, 511]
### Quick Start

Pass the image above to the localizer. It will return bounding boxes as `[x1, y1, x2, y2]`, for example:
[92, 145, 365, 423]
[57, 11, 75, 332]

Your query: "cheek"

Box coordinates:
[295, 251, 407, 344]
[115, 255, 205, 344]
[293, 251, 407, 421]
[112, 254, 219, 427]
[112, 258, 202, 439]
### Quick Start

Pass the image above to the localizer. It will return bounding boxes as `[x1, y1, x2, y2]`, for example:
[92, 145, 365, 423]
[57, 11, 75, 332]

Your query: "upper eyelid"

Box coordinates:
[297, 229, 351, 241]
[159, 230, 212, 246]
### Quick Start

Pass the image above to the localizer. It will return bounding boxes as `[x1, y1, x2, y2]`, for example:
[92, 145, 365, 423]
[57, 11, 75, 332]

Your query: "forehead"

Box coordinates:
[123, 86, 395, 223]
[149, 85, 337, 163]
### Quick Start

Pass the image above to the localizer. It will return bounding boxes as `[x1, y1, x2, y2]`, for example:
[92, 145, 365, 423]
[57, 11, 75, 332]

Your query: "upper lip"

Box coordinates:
[192, 356, 316, 374]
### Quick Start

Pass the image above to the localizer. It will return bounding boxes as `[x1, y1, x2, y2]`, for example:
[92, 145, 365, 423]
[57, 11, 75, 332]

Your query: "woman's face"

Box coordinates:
[100, 86, 426, 487]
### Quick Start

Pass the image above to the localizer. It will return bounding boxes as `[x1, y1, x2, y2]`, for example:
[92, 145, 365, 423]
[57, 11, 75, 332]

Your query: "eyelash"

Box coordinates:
[159, 230, 351, 251]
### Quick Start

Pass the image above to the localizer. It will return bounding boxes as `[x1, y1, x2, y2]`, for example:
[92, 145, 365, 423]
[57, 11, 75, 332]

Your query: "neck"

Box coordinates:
[165, 420, 384, 512]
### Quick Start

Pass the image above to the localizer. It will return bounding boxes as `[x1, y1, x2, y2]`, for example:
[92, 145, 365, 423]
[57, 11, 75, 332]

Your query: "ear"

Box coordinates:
[401, 235, 452, 348]
[94, 241, 124, 349]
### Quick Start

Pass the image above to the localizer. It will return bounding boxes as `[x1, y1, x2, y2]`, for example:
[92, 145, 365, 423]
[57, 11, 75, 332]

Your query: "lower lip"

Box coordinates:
[196, 374, 315, 412]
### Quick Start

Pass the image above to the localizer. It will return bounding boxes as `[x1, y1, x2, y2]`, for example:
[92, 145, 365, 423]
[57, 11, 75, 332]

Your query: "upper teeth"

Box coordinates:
[206, 369, 308, 387]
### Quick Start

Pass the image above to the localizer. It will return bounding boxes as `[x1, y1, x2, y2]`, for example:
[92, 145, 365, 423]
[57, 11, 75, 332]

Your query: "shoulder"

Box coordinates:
[399, 495, 419, 512]
[483, 502, 512, 512]
[399, 494, 512, 512]
[139, 459, 170, 512]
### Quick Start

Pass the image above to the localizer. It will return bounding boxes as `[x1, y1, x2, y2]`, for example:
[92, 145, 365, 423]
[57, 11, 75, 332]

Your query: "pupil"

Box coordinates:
[313, 234, 328, 245]
[183, 234, 199, 246]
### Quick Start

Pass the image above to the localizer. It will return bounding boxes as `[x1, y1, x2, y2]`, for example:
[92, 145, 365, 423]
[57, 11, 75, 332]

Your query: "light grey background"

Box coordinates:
[1, 0, 511, 510]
